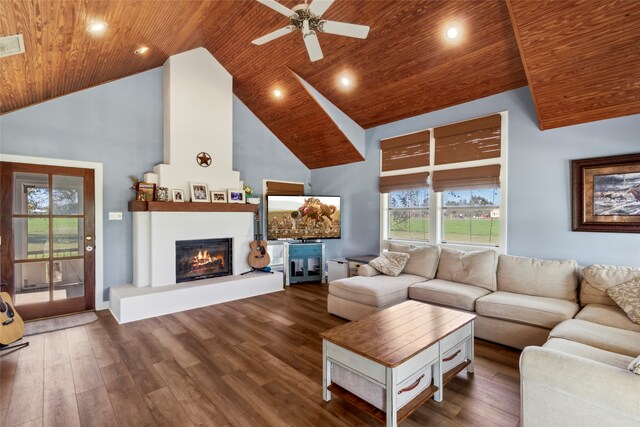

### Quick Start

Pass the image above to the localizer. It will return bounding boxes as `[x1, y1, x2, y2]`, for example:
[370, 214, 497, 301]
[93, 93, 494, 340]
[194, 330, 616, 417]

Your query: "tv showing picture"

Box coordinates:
[267, 196, 341, 240]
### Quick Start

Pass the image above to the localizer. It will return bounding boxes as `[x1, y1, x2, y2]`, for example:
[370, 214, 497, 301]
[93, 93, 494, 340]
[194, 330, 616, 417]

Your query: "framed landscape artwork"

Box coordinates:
[572, 153, 640, 233]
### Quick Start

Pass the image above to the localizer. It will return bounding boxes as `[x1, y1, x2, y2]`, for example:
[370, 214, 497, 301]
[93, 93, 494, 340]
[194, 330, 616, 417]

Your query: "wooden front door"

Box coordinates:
[0, 162, 95, 320]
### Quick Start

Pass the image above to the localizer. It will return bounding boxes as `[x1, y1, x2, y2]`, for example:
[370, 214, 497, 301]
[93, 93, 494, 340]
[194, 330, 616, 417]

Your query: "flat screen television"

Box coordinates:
[266, 195, 341, 241]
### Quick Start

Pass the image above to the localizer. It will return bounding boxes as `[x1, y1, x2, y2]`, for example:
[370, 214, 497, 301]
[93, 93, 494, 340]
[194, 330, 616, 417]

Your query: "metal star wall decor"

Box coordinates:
[196, 152, 212, 167]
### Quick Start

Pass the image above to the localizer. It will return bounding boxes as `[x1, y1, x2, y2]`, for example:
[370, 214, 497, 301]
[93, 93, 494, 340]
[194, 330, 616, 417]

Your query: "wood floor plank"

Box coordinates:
[70, 355, 103, 394]
[76, 386, 118, 427]
[144, 387, 195, 427]
[5, 359, 44, 426]
[4, 284, 522, 426]
[42, 362, 80, 427]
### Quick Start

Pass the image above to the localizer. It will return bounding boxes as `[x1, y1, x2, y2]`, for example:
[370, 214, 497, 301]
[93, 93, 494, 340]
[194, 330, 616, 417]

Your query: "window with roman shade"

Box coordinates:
[380, 111, 506, 249]
[434, 114, 501, 165]
[380, 130, 430, 172]
[265, 181, 304, 196]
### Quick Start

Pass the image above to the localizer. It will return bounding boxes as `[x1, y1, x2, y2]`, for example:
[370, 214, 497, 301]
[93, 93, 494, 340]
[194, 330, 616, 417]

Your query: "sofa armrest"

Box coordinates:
[358, 264, 380, 277]
[520, 346, 640, 426]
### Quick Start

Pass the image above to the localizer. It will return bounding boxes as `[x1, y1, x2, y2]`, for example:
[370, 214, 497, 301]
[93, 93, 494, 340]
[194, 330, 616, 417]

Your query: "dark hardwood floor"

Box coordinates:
[0, 284, 521, 427]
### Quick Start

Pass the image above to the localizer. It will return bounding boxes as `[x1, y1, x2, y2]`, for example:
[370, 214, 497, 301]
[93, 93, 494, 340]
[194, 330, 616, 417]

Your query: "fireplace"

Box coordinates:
[175, 238, 232, 283]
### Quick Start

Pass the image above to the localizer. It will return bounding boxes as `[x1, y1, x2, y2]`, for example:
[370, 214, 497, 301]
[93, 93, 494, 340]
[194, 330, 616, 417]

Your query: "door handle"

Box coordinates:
[86, 236, 94, 252]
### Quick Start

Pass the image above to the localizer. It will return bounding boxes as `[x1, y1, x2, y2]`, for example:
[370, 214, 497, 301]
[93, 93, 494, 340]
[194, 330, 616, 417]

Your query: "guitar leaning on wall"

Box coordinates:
[0, 289, 28, 353]
[247, 211, 271, 270]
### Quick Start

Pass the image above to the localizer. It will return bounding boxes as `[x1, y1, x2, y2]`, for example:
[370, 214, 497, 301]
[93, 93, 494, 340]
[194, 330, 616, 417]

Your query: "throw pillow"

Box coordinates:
[369, 252, 411, 277]
[388, 243, 440, 279]
[629, 355, 640, 375]
[607, 278, 640, 325]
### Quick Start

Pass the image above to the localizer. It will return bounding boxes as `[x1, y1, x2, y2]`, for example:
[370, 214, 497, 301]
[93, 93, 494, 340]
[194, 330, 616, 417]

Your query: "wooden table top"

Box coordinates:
[321, 301, 476, 368]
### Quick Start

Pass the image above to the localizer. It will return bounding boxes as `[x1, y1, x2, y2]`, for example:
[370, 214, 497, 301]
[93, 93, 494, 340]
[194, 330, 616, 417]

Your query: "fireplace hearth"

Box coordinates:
[176, 238, 232, 283]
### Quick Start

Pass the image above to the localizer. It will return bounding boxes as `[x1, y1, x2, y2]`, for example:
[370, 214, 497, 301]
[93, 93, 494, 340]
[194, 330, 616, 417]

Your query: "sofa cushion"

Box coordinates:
[369, 252, 410, 277]
[543, 338, 634, 370]
[409, 279, 490, 311]
[580, 264, 640, 307]
[630, 355, 640, 375]
[607, 278, 640, 325]
[549, 319, 640, 358]
[575, 304, 640, 333]
[328, 274, 425, 307]
[497, 254, 578, 301]
[357, 264, 380, 277]
[389, 243, 440, 279]
[476, 291, 579, 329]
[435, 248, 497, 291]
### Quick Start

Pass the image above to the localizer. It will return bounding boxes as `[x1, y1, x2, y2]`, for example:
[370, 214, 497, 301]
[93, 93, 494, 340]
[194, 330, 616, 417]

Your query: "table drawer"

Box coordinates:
[325, 341, 385, 385]
[443, 342, 467, 373]
[331, 362, 433, 412]
[441, 322, 472, 353]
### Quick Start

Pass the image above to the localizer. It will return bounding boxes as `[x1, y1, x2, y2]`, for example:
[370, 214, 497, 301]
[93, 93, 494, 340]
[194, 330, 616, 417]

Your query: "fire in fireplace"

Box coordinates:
[175, 238, 232, 283]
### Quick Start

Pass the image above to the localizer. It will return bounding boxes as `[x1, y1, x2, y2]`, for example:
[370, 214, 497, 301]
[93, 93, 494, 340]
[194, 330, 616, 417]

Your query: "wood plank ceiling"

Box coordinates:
[0, 1, 637, 167]
[507, 0, 640, 130]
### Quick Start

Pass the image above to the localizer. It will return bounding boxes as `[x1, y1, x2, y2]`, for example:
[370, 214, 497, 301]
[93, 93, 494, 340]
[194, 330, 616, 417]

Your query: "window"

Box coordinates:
[388, 188, 429, 240]
[442, 187, 500, 246]
[380, 112, 506, 250]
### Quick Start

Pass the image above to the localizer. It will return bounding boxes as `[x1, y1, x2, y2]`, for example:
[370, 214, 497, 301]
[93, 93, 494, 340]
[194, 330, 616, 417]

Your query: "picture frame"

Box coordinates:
[210, 191, 227, 203]
[172, 189, 185, 202]
[136, 182, 156, 202]
[190, 182, 210, 202]
[155, 187, 169, 202]
[227, 189, 245, 204]
[572, 153, 640, 233]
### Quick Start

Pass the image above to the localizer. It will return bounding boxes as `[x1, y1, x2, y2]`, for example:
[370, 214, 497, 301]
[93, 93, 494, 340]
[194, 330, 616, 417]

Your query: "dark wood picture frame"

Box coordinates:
[572, 153, 640, 233]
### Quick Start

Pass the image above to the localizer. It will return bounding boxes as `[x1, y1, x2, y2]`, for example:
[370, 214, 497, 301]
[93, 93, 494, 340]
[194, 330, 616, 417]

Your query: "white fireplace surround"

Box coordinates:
[133, 211, 253, 287]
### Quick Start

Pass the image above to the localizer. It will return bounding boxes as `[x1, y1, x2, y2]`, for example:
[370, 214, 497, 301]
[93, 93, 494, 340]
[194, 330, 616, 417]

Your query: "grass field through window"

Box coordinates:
[22, 217, 82, 259]
[390, 218, 500, 245]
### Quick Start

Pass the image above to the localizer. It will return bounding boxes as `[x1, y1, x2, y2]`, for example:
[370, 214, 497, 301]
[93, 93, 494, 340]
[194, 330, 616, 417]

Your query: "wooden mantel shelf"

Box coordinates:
[128, 201, 258, 213]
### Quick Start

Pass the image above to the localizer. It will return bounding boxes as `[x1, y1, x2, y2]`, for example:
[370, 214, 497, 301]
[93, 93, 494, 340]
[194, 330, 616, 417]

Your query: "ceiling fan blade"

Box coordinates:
[308, 0, 334, 16]
[303, 31, 323, 62]
[252, 26, 295, 45]
[321, 20, 370, 39]
[256, 0, 296, 17]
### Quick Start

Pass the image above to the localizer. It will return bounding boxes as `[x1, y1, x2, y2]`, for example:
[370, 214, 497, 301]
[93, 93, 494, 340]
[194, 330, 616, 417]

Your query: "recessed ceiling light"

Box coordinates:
[446, 26, 460, 40]
[87, 21, 107, 34]
[135, 46, 149, 55]
[340, 76, 351, 87]
[273, 89, 283, 99]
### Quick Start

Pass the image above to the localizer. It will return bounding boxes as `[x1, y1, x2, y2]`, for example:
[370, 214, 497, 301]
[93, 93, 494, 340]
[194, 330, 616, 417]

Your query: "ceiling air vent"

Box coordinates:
[0, 34, 25, 58]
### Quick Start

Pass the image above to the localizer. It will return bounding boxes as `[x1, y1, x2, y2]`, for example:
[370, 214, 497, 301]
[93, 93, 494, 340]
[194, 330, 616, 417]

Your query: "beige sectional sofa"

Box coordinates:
[327, 245, 640, 425]
[328, 244, 580, 349]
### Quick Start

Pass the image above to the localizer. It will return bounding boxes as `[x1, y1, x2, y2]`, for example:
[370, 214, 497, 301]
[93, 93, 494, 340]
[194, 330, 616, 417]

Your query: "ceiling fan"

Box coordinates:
[252, 0, 370, 62]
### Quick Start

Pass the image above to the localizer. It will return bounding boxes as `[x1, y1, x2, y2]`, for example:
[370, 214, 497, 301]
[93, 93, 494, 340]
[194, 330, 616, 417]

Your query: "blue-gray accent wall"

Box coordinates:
[312, 86, 640, 267]
[0, 67, 309, 301]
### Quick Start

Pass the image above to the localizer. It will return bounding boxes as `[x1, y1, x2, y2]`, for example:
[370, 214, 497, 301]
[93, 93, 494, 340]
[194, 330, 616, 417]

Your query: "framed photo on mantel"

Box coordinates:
[572, 153, 640, 233]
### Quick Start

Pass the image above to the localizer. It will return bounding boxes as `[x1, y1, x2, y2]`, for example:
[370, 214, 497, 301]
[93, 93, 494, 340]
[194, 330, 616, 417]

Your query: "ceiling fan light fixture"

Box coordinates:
[134, 46, 149, 55]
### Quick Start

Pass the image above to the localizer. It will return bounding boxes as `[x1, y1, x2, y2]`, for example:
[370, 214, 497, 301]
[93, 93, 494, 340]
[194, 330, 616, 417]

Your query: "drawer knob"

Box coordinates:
[443, 349, 462, 362]
[398, 374, 425, 395]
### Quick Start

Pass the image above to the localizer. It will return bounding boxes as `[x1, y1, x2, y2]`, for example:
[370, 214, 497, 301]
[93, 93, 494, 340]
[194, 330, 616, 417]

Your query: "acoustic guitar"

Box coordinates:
[248, 212, 271, 269]
[0, 292, 25, 346]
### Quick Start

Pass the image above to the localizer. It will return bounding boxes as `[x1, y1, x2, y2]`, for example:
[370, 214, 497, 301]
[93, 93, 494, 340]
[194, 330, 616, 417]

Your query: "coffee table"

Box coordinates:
[321, 300, 475, 427]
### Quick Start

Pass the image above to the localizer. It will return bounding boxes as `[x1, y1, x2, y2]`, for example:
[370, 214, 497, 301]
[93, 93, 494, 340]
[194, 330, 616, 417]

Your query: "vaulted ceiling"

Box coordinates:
[1, 1, 638, 168]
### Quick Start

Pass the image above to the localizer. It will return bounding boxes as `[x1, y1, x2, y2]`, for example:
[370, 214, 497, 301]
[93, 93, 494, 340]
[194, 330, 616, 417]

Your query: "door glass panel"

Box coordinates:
[53, 218, 84, 257]
[13, 173, 49, 215]
[14, 262, 50, 305]
[52, 259, 84, 300]
[13, 218, 50, 260]
[53, 175, 84, 215]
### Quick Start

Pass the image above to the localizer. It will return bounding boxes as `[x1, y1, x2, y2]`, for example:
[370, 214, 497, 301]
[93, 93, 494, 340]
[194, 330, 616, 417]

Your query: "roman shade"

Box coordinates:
[265, 181, 304, 196]
[379, 172, 429, 193]
[432, 165, 500, 192]
[380, 130, 430, 172]
[434, 114, 501, 165]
